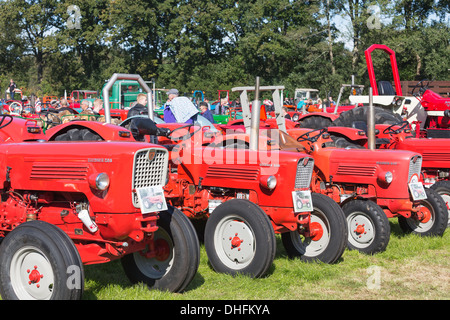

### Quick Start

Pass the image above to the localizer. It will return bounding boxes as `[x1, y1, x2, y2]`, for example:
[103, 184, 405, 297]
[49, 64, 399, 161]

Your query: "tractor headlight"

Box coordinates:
[378, 171, 393, 185]
[260, 175, 277, 190]
[89, 173, 110, 191]
[292, 113, 299, 121]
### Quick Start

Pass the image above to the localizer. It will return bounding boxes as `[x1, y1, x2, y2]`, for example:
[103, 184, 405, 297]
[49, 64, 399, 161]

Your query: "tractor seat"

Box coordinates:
[377, 81, 396, 96]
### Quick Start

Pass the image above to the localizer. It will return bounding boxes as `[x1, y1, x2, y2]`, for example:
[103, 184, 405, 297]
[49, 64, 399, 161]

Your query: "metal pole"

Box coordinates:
[249, 77, 261, 151]
[102, 73, 153, 123]
[367, 87, 375, 150]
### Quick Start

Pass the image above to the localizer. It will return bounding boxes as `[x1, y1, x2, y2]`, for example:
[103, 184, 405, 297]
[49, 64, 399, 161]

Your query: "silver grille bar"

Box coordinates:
[295, 157, 314, 188]
[408, 155, 422, 182]
[132, 148, 169, 207]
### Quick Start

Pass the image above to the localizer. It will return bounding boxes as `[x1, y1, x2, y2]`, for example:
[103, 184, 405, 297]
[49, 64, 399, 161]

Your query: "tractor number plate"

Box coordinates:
[136, 185, 168, 214]
[408, 182, 427, 201]
[208, 200, 223, 213]
[292, 190, 313, 213]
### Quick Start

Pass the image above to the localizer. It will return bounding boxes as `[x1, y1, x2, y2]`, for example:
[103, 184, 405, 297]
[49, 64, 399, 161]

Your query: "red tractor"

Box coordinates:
[329, 120, 450, 228]
[224, 88, 447, 253]
[290, 126, 448, 252]
[0, 115, 199, 300]
[47, 76, 349, 278]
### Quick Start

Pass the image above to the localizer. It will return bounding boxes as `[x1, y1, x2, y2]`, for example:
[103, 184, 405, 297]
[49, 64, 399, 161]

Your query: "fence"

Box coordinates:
[399, 81, 450, 97]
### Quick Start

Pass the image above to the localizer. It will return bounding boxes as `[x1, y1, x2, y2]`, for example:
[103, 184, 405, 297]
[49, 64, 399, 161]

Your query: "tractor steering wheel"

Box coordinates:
[0, 115, 14, 129]
[382, 120, 410, 134]
[297, 128, 327, 143]
[411, 79, 430, 97]
[167, 124, 202, 142]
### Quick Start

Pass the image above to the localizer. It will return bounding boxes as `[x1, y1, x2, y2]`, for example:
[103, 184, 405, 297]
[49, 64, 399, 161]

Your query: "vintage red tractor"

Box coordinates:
[47, 76, 349, 278]
[225, 88, 447, 253]
[290, 126, 448, 252]
[330, 120, 450, 228]
[0, 115, 199, 300]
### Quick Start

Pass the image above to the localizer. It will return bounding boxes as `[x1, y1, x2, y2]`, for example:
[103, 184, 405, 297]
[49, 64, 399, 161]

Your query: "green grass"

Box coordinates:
[82, 220, 449, 300]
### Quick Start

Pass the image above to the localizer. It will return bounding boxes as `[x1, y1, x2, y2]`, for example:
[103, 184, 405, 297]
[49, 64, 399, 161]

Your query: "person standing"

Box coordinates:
[8, 79, 17, 100]
[199, 101, 215, 123]
[127, 93, 148, 118]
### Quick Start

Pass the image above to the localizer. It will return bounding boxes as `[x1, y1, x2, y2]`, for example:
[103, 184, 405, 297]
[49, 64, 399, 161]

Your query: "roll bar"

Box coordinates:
[102, 73, 154, 123]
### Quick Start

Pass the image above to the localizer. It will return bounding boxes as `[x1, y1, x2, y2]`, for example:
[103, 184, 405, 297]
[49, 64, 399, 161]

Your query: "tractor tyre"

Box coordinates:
[281, 193, 348, 263]
[430, 180, 450, 227]
[332, 106, 402, 128]
[298, 115, 333, 129]
[0, 220, 84, 300]
[399, 188, 448, 236]
[204, 199, 276, 278]
[121, 206, 200, 293]
[341, 199, 391, 254]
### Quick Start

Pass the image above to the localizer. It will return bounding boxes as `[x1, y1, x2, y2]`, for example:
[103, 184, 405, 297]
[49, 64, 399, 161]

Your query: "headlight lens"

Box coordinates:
[385, 171, 393, 184]
[260, 175, 277, 190]
[96, 173, 110, 190]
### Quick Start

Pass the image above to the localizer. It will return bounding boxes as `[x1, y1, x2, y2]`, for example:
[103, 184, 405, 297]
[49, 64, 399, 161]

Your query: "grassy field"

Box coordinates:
[82, 220, 449, 301]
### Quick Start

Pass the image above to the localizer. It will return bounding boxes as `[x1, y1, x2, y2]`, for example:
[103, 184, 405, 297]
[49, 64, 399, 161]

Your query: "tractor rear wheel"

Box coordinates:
[430, 180, 450, 227]
[204, 199, 276, 278]
[299, 115, 333, 129]
[121, 206, 200, 293]
[332, 106, 402, 128]
[341, 199, 391, 254]
[281, 193, 348, 263]
[0, 220, 84, 300]
[399, 188, 448, 236]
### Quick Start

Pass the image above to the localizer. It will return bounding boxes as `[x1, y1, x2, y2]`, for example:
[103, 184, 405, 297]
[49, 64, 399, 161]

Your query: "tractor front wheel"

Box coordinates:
[342, 199, 390, 254]
[281, 193, 348, 263]
[430, 180, 450, 227]
[121, 206, 200, 293]
[0, 220, 84, 300]
[204, 199, 276, 278]
[399, 188, 448, 236]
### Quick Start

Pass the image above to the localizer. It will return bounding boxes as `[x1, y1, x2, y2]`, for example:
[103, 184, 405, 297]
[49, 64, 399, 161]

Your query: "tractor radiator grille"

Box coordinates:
[30, 163, 88, 180]
[408, 155, 422, 182]
[336, 165, 376, 177]
[206, 166, 260, 180]
[132, 148, 168, 208]
[295, 158, 314, 188]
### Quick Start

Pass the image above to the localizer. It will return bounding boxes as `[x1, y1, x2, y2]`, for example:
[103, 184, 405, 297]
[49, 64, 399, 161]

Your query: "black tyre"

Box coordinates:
[281, 193, 348, 263]
[342, 199, 391, 254]
[430, 180, 450, 227]
[0, 220, 84, 300]
[399, 188, 448, 236]
[121, 206, 200, 293]
[204, 199, 276, 278]
[299, 115, 333, 129]
[332, 106, 402, 128]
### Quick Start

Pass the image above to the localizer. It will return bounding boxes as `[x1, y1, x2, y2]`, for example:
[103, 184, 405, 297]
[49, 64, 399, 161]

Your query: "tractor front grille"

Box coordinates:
[408, 155, 422, 182]
[295, 157, 314, 188]
[132, 148, 168, 207]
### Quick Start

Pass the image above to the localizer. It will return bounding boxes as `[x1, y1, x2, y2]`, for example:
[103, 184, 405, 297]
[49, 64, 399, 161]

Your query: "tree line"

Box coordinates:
[0, 0, 448, 102]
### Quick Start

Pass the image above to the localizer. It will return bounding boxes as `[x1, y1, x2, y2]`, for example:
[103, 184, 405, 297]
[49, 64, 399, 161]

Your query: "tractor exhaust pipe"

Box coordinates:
[249, 77, 261, 151]
[367, 87, 376, 150]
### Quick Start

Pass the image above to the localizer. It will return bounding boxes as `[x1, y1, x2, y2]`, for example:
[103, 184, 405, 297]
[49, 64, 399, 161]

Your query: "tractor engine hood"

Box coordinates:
[178, 147, 314, 208]
[324, 148, 422, 199]
[0, 141, 168, 213]
[395, 138, 450, 169]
